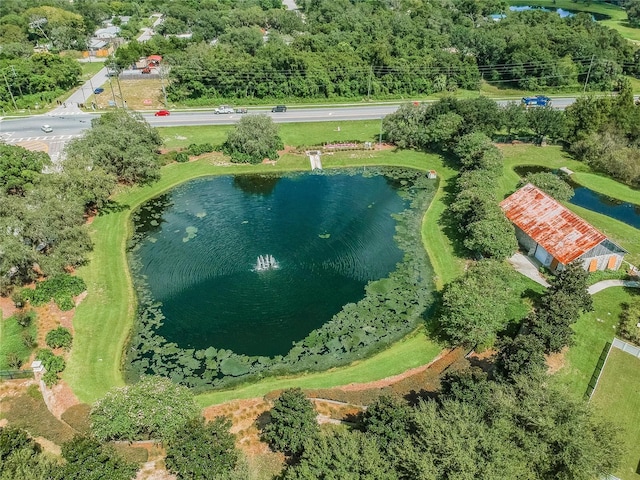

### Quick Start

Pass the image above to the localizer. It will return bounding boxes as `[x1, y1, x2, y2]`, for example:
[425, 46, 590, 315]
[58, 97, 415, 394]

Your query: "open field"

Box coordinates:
[92, 78, 166, 110]
[510, 0, 640, 43]
[553, 288, 638, 400]
[591, 347, 640, 480]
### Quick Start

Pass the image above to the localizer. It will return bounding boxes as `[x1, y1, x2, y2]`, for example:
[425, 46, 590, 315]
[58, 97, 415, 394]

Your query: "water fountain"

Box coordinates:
[254, 254, 279, 271]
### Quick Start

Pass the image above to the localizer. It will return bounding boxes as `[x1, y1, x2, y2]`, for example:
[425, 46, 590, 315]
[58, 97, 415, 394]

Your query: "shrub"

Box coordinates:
[21, 331, 37, 349]
[45, 327, 73, 349]
[35, 349, 66, 386]
[14, 310, 36, 328]
[11, 289, 27, 309]
[90, 376, 201, 441]
[6, 352, 23, 369]
[21, 275, 85, 311]
[175, 152, 189, 163]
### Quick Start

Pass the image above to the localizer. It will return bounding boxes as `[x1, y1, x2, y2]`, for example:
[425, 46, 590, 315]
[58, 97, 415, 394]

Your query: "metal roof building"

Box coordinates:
[500, 183, 627, 272]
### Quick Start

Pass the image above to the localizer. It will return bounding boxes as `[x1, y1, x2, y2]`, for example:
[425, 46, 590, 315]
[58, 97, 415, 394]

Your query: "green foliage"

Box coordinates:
[626, 0, 640, 27]
[22, 275, 86, 311]
[165, 417, 242, 479]
[175, 152, 189, 163]
[35, 349, 66, 386]
[362, 396, 413, 448]
[65, 110, 162, 185]
[494, 334, 547, 382]
[527, 105, 567, 143]
[13, 309, 35, 328]
[186, 143, 215, 156]
[45, 327, 72, 350]
[283, 429, 398, 480]
[618, 296, 640, 345]
[222, 115, 283, 164]
[0, 313, 37, 370]
[54, 436, 138, 480]
[261, 388, 319, 457]
[0, 427, 57, 480]
[520, 172, 574, 202]
[90, 376, 201, 441]
[439, 260, 522, 347]
[0, 145, 50, 195]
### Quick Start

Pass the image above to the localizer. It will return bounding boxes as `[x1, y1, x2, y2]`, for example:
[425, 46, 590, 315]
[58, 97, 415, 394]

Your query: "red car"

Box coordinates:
[155, 110, 170, 116]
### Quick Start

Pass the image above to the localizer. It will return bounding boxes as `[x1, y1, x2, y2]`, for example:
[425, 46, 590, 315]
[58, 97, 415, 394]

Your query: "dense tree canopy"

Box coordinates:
[520, 172, 575, 202]
[222, 114, 283, 164]
[0, 144, 50, 195]
[65, 110, 162, 185]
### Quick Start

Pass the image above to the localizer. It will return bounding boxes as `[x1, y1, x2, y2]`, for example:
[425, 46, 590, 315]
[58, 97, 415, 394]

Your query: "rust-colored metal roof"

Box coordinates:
[500, 183, 606, 265]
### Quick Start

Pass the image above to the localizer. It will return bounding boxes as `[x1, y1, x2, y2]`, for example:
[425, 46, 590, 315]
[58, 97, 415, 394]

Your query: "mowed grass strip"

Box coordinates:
[591, 347, 640, 480]
[195, 328, 442, 406]
[67, 144, 449, 404]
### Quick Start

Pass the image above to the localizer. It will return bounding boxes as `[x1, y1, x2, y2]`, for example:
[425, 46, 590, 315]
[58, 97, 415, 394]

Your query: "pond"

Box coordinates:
[491, 5, 609, 21]
[514, 166, 640, 229]
[129, 171, 408, 357]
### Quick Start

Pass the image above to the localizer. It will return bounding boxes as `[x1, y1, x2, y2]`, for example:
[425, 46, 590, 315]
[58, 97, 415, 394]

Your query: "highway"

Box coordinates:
[0, 97, 586, 145]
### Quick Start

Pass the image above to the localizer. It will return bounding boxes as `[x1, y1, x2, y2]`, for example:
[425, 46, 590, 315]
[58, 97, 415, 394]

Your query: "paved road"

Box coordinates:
[588, 279, 640, 295]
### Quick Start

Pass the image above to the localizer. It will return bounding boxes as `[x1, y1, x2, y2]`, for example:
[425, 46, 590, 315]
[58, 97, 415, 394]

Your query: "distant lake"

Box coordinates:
[514, 166, 640, 229]
[491, 5, 609, 21]
[129, 172, 408, 357]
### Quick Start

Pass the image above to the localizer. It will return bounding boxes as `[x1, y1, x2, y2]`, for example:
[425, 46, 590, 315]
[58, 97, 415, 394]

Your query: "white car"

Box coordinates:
[214, 105, 234, 114]
[41, 125, 53, 133]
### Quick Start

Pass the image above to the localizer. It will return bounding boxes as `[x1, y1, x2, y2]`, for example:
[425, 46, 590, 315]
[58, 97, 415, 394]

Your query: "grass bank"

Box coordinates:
[67, 138, 452, 404]
[591, 347, 640, 480]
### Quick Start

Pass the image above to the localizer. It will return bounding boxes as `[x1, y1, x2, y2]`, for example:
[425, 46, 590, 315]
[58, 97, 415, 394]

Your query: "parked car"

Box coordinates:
[41, 125, 53, 133]
[154, 110, 170, 116]
[235, 108, 248, 114]
[214, 105, 234, 114]
[93, 87, 104, 94]
[521, 95, 551, 107]
[271, 105, 287, 112]
[141, 67, 151, 74]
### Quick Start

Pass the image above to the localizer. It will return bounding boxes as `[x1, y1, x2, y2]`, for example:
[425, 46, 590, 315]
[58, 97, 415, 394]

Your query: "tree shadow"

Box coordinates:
[254, 410, 271, 431]
[98, 200, 131, 216]
[403, 388, 438, 407]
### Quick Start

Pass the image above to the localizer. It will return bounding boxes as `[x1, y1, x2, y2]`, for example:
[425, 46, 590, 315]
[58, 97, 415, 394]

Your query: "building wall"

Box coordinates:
[579, 253, 624, 271]
[514, 226, 537, 254]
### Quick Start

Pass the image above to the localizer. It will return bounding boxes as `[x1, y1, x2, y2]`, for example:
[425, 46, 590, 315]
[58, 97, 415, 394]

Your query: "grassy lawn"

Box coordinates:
[553, 288, 638, 400]
[80, 62, 105, 80]
[67, 142, 452, 404]
[195, 328, 442, 406]
[499, 144, 640, 266]
[0, 314, 36, 371]
[591, 348, 640, 480]
[510, 0, 640, 43]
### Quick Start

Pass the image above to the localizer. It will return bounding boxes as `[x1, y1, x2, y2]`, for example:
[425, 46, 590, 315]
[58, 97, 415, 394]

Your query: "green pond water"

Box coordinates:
[130, 172, 408, 357]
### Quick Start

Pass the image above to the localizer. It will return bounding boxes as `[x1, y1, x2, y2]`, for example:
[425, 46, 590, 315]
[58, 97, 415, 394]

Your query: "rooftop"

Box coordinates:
[500, 183, 606, 265]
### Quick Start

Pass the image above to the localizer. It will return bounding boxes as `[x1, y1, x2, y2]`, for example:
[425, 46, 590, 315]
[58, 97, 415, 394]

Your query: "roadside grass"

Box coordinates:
[67, 143, 452, 404]
[93, 79, 165, 110]
[80, 62, 105, 80]
[195, 328, 442, 407]
[509, 0, 640, 43]
[591, 348, 640, 480]
[552, 288, 637, 400]
[499, 143, 640, 266]
[0, 315, 36, 370]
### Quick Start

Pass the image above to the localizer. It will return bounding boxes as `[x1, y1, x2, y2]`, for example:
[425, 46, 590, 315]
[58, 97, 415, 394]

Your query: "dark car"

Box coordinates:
[93, 88, 105, 94]
[235, 108, 248, 114]
[271, 105, 287, 112]
[154, 110, 170, 116]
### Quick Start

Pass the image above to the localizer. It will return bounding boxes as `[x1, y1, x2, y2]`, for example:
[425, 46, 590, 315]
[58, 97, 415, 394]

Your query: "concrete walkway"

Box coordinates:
[588, 279, 640, 295]
[508, 253, 550, 287]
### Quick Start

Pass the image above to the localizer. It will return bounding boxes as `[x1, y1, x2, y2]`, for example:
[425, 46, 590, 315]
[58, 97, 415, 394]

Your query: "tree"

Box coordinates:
[626, 0, 640, 27]
[527, 106, 566, 144]
[0, 145, 50, 195]
[0, 427, 57, 480]
[260, 388, 319, 457]
[45, 326, 72, 349]
[494, 334, 546, 382]
[362, 396, 413, 448]
[165, 417, 245, 480]
[501, 101, 529, 135]
[520, 172, 574, 202]
[462, 208, 517, 259]
[65, 110, 162, 185]
[53, 436, 137, 480]
[439, 260, 519, 347]
[90, 376, 201, 441]
[283, 430, 398, 480]
[222, 114, 284, 164]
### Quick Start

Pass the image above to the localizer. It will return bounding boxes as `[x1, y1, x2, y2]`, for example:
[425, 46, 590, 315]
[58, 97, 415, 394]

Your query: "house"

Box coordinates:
[83, 38, 114, 58]
[147, 55, 162, 66]
[94, 26, 121, 39]
[428, 170, 437, 179]
[500, 183, 627, 272]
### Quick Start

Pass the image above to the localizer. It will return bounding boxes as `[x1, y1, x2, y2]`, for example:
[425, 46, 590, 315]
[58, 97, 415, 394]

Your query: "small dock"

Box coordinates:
[559, 167, 574, 176]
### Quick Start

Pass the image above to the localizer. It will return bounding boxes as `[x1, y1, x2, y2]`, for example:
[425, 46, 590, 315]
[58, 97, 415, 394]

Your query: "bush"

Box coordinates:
[21, 331, 37, 349]
[22, 275, 85, 311]
[186, 143, 214, 156]
[90, 376, 201, 441]
[36, 349, 66, 386]
[175, 152, 189, 163]
[14, 310, 36, 328]
[11, 290, 27, 309]
[45, 327, 73, 349]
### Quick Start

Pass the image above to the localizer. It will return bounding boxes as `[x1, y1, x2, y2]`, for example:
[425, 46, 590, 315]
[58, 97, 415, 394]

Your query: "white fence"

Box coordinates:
[612, 337, 640, 359]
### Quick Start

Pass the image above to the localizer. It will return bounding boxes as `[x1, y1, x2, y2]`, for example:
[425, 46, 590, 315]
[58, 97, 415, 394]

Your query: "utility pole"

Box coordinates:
[583, 54, 595, 93]
[2, 72, 18, 110]
[367, 65, 373, 102]
[108, 76, 118, 108]
[10, 66, 23, 97]
[378, 116, 383, 149]
[159, 64, 169, 108]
